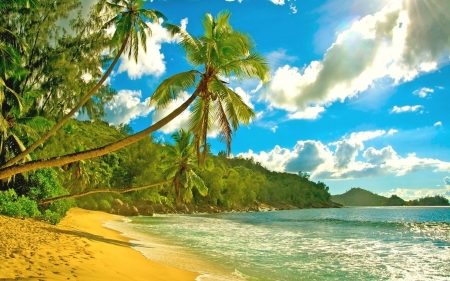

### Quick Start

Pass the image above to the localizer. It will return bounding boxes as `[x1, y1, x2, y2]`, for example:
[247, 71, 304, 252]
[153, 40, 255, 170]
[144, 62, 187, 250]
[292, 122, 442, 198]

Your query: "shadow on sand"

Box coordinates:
[42, 227, 152, 249]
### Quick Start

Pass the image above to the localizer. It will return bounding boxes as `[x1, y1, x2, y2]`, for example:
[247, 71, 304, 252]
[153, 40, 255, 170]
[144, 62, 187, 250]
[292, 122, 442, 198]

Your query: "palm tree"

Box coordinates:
[153, 11, 270, 165]
[161, 129, 207, 204]
[3, 0, 166, 167]
[0, 10, 269, 180]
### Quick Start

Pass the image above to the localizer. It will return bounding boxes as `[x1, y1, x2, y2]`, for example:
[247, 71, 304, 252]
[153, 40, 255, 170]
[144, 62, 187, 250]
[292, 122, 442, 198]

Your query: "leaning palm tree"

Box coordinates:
[38, 129, 203, 205]
[153, 11, 270, 165]
[161, 129, 208, 204]
[0, 10, 269, 180]
[3, 0, 166, 167]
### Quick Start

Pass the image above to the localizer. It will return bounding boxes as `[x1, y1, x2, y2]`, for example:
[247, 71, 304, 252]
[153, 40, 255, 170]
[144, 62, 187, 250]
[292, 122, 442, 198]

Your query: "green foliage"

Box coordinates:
[409, 195, 449, 206]
[385, 195, 407, 206]
[27, 168, 74, 224]
[0, 189, 40, 218]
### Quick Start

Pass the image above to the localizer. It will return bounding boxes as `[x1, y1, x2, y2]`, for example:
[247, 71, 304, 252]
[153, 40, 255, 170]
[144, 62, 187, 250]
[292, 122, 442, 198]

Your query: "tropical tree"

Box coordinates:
[0, 10, 269, 180]
[38, 129, 205, 206]
[3, 0, 166, 167]
[153, 11, 270, 165]
[161, 129, 207, 204]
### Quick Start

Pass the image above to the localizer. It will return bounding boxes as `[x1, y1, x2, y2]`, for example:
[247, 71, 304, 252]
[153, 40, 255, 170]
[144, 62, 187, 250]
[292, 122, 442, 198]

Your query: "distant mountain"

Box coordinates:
[332, 188, 449, 206]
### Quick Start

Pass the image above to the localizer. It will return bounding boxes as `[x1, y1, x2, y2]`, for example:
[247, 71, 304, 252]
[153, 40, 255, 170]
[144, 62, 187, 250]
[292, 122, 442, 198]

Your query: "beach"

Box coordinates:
[0, 208, 198, 280]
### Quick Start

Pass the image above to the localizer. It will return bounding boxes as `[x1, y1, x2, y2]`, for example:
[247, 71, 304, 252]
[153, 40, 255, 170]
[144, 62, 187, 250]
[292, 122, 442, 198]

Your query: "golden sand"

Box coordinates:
[0, 208, 198, 280]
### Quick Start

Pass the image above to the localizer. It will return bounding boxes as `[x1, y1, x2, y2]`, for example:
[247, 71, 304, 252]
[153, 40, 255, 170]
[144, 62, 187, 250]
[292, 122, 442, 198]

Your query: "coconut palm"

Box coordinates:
[38, 130, 202, 205]
[161, 129, 208, 204]
[4, 0, 166, 167]
[153, 11, 270, 165]
[0, 10, 269, 180]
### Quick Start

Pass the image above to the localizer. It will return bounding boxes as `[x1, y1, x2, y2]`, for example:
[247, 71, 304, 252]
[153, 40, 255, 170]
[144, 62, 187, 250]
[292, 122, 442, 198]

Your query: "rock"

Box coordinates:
[111, 199, 124, 210]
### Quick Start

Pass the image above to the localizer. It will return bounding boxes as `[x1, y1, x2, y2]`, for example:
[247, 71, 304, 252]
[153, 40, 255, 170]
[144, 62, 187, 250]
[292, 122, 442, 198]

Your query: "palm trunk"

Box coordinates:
[38, 179, 171, 205]
[0, 91, 199, 180]
[3, 34, 130, 167]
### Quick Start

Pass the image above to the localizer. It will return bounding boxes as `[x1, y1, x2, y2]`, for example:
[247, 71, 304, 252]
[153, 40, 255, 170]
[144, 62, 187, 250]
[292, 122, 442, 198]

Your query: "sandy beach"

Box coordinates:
[0, 208, 199, 280]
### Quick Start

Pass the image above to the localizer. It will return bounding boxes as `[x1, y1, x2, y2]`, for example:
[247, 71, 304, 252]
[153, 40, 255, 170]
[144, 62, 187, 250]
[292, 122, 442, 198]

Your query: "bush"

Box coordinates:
[28, 169, 74, 222]
[0, 189, 41, 218]
[98, 199, 111, 211]
[42, 209, 62, 225]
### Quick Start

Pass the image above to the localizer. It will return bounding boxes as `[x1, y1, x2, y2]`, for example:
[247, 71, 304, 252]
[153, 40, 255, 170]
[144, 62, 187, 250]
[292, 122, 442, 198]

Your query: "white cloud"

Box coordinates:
[237, 129, 450, 180]
[413, 87, 433, 98]
[289, 3, 297, 14]
[261, 0, 450, 113]
[117, 19, 183, 80]
[151, 91, 191, 134]
[434, 121, 442, 127]
[239, 145, 296, 172]
[381, 187, 450, 201]
[363, 146, 397, 165]
[387, 129, 398, 135]
[104, 90, 153, 125]
[390, 105, 423, 113]
[288, 106, 325, 120]
[270, 0, 284, 5]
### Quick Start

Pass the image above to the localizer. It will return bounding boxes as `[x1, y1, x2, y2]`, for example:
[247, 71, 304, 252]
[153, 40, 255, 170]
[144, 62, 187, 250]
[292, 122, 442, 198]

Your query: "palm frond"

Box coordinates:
[219, 53, 270, 82]
[190, 171, 208, 196]
[150, 70, 200, 108]
[214, 99, 232, 154]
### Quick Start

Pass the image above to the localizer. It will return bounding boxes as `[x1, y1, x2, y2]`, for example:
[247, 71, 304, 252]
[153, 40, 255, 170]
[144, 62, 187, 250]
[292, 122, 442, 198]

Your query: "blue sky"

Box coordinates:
[83, 0, 450, 199]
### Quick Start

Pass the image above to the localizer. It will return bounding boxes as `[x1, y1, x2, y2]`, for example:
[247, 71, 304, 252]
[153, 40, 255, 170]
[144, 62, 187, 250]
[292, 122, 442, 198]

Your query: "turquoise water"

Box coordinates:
[106, 207, 450, 280]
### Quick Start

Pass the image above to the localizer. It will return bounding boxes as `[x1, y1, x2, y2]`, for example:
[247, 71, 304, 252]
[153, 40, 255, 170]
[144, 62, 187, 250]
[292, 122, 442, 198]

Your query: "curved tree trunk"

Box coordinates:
[3, 35, 130, 167]
[38, 179, 171, 205]
[0, 91, 199, 180]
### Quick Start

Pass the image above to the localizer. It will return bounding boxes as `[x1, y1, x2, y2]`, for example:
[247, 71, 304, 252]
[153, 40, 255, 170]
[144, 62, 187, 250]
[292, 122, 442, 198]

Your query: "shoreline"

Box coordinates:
[104, 214, 247, 281]
[0, 207, 199, 280]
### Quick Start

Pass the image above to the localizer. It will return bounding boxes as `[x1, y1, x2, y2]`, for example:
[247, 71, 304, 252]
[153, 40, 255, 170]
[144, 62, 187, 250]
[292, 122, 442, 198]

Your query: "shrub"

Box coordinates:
[0, 189, 41, 218]
[28, 169, 74, 222]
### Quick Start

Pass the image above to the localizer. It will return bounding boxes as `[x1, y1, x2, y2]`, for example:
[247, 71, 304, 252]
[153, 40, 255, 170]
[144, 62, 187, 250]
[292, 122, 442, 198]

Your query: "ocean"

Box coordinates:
[105, 207, 450, 281]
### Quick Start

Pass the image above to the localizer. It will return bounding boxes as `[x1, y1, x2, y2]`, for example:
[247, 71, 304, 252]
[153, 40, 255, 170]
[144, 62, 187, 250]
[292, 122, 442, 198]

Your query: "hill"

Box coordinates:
[332, 188, 391, 206]
[332, 187, 449, 207]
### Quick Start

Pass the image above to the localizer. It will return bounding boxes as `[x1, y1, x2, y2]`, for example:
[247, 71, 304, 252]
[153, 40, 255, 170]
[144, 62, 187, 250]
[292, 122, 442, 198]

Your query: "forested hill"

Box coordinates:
[1, 119, 340, 221]
[332, 188, 450, 206]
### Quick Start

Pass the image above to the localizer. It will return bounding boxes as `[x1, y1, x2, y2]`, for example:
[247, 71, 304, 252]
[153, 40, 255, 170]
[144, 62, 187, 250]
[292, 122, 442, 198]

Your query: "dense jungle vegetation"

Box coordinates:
[0, 0, 336, 223]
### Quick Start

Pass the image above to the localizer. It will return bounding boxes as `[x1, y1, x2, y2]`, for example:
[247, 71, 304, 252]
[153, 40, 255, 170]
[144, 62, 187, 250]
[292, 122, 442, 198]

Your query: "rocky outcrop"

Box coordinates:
[111, 199, 140, 216]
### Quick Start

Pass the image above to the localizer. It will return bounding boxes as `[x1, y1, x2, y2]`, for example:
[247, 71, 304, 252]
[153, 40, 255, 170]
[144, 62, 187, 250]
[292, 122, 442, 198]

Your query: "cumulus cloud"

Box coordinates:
[151, 91, 191, 134]
[261, 0, 450, 113]
[288, 106, 325, 120]
[413, 87, 433, 98]
[390, 105, 423, 113]
[117, 19, 185, 79]
[284, 141, 333, 172]
[104, 90, 153, 125]
[381, 187, 450, 200]
[237, 129, 450, 180]
[363, 146, 397, 165]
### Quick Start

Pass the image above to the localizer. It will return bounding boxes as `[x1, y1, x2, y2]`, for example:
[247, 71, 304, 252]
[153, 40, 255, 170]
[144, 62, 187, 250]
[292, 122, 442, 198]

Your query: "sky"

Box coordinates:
[80, 0, 450, 199]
